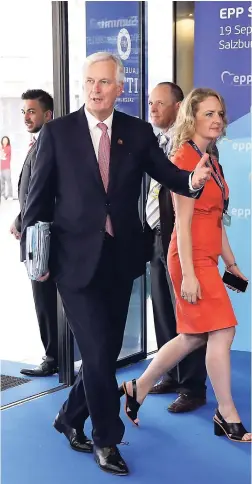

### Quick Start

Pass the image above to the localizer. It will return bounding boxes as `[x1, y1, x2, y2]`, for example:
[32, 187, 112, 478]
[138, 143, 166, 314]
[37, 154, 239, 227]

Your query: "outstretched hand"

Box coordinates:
[191, 153, 212, 189]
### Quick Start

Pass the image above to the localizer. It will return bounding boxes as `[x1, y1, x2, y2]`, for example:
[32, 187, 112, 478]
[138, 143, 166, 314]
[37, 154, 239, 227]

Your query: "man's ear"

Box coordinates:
[44, 110, 53, 122]
[175, 101, 181, 114]
[117, 82, 124, 97]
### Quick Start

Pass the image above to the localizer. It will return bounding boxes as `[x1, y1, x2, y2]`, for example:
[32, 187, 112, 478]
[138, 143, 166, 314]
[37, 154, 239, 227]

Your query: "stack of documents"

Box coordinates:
[26, 222, 51, 280]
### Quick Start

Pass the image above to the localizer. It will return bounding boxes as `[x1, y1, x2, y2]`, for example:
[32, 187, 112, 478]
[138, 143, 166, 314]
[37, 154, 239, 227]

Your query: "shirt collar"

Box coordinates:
[84, 106, 114, 131]
[161, 124, 174, 138]
[33, 132, 40, 140]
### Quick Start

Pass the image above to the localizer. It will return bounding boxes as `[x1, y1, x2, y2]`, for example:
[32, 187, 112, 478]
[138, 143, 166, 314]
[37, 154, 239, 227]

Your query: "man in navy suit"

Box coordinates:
[21, 52, 211, 476]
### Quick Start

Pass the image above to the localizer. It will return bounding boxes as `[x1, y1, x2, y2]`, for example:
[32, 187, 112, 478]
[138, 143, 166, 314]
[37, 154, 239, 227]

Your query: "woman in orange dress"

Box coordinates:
[121, 88, 251, 442]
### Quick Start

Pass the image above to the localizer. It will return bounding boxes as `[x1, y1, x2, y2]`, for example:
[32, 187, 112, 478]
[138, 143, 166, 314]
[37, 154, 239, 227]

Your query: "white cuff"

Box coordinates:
[189, 172, 203, 192]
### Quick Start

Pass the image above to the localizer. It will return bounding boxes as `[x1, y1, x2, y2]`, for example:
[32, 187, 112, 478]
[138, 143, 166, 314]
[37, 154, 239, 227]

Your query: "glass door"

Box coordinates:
[0, 1, 65, 407]
[57, 0, 148, 384]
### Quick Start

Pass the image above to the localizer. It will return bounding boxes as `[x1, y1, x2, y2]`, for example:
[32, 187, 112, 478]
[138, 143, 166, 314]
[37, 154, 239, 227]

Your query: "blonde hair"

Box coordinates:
[83, 52, 124, 84]
[171, 88, 227, 156]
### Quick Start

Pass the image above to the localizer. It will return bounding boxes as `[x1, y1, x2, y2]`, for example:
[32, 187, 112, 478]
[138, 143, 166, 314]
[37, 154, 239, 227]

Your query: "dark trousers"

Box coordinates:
[150, 231, 207, 397]
[31, 277, 58, 364]
[57, 235, 133, 447]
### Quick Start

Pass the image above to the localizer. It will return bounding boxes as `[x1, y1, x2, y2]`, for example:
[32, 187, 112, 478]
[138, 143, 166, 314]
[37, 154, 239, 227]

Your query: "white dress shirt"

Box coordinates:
[84, 106, 114, 160]
[33, 131, 40, 140]
[160, 125, 174, 152]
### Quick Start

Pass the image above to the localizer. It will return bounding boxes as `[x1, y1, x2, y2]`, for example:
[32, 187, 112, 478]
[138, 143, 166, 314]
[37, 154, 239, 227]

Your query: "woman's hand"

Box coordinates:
[226, 264, 248, 292]
[181, 275, 202, 304]
[228, 264, 247, 280]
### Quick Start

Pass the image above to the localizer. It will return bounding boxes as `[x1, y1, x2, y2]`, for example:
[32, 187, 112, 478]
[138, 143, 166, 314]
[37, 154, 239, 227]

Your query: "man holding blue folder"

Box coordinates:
[11, 89, 58, 377]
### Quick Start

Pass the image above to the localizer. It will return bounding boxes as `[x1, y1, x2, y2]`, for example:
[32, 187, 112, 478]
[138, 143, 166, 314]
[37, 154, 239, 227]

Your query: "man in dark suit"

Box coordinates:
[146, 82, 207, 411]
[10, 89, 58, 377]
[21, 53, 211, 476]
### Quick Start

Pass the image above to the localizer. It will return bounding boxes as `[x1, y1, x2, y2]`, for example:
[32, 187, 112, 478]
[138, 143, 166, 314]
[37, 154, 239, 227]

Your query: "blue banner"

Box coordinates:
[194, 2, 251, 351]
[86, 1, 140, 117]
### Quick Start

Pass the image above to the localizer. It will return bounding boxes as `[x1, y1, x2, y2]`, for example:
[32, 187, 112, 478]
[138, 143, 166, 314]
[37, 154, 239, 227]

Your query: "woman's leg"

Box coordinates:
[1, 171, 6, 198]
[206, 327, 251, 441]
[127, 333, 207, 403]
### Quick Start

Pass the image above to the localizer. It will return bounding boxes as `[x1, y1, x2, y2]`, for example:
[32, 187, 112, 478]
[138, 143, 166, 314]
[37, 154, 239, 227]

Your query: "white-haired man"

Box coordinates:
[21, 52, 211, 476]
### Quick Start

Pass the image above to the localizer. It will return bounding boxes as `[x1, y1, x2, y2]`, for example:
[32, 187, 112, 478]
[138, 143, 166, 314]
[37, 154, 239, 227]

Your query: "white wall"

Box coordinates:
[176, 17, 194, 96]
[146, 0, 174, 351]
[147, 0, 174, 93]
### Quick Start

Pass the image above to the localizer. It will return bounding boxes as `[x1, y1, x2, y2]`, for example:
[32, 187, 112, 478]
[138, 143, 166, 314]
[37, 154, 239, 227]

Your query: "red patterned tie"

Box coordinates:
[28, 135, 36, 152]
[97, 122, 113, 236]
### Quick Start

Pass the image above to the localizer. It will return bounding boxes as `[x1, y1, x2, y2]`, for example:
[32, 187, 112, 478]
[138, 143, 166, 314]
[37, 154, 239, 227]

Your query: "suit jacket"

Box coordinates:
[14, 142, 37, 233]
[144, 130, 175, 259]
[21, 108, 198, 290]
[144, 182, 174, 261]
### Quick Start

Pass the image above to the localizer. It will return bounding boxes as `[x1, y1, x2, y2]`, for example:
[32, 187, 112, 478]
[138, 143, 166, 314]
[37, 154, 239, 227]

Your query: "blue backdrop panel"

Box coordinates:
[86, 1, 140, 117]
[194, 2, 251, 351]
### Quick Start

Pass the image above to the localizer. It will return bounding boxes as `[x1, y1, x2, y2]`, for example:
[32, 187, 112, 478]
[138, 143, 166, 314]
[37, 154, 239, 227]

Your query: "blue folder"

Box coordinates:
[26, 222, 51, 280]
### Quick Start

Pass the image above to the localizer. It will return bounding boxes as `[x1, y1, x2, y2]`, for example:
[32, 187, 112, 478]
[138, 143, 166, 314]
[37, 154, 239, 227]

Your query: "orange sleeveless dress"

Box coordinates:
[167, 142, 237, 334]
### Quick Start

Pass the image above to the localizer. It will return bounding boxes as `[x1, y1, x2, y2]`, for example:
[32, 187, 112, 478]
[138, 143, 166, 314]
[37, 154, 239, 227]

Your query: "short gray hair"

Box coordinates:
[83, 52, 124, 84]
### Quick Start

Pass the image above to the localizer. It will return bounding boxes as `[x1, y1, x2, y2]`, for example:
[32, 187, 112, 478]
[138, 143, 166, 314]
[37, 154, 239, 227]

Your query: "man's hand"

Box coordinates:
[38, 271, 50, 282]
[191, 153, 211, 189]
[10, 223, 21, 240]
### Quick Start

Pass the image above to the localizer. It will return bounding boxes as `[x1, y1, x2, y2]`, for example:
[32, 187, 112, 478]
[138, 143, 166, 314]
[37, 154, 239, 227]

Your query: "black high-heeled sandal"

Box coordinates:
[118, 385, 124, 398]
[213, 409, 251, 443]
[121, 379, 141, 426]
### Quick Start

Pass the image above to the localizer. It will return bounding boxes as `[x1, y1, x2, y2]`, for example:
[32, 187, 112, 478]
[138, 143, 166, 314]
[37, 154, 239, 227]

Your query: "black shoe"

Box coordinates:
[20, 359, 58, 377]
[213, 409, 251, 443]
[53, 413, 93, 452]
[149, 380, 178, 394]
[94, 445, 129, 475]
[121, 379, 141, 426]
[168, 393, 206, 413]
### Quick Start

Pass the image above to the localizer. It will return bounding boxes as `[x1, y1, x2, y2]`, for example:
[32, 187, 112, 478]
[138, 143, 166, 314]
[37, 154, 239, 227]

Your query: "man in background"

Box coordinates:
[10, 89, 58, 377]
[146, 82, 207, 412]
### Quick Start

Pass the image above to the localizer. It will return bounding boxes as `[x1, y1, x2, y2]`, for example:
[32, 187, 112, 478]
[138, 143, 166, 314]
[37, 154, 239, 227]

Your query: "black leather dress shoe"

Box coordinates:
[149, 380, 178, 394]
[168, 393, 206, 413]
[94, 445, 129, 475]
[20, 360, 58, 377]
[53, 414, 93, 453]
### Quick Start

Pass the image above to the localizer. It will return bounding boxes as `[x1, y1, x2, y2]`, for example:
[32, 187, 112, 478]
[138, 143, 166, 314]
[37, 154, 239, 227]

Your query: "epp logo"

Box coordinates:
[117, 28, 131, 61]
[221, 71, 252, 86]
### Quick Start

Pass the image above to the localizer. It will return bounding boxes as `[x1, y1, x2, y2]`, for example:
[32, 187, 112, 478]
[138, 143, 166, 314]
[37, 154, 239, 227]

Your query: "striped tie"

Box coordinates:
[97, 123, 113, 236]
[146, 179, 162, 229]
[146, 135, 169, 229]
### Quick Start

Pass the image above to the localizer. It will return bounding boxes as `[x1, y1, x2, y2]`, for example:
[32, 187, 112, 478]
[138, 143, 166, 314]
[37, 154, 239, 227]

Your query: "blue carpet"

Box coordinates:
[1, 360, 61, 406]
[1, 351, 251, 484]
